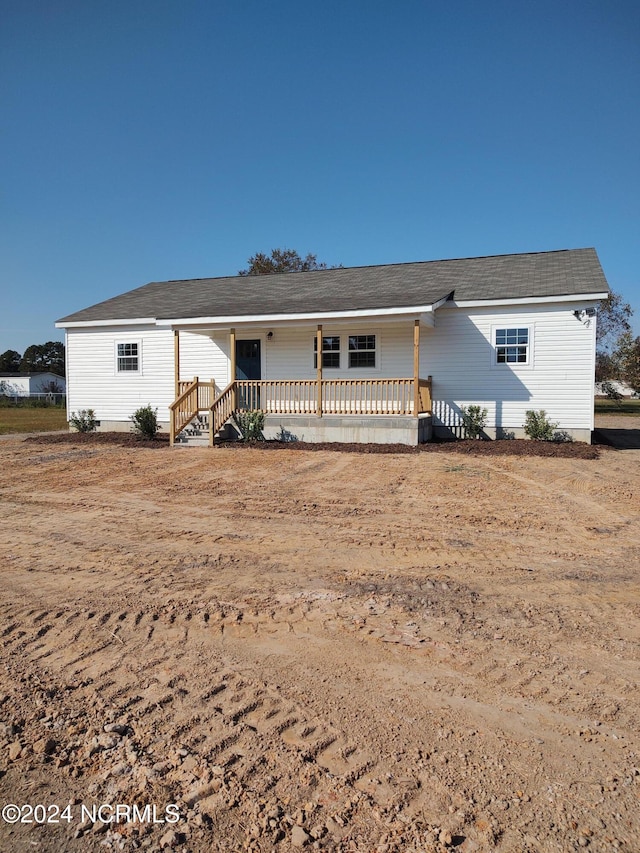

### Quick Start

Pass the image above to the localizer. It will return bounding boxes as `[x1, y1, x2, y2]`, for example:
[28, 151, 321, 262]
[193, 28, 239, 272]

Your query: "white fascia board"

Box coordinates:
[444, 293, 609, 309]
[157, 304, 438, 329]
[55, 318, 157, 329]
[432, 294, 453, 311]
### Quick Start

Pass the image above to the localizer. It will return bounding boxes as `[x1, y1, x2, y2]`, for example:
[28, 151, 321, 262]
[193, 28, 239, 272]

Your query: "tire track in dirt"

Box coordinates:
[2, 599, 474, 848]
[2, 441, 639, 851]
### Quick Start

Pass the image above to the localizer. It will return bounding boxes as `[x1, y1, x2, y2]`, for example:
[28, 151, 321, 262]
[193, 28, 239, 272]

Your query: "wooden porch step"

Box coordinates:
[173, 412, 240, 446]
[174, 433, 209, 447]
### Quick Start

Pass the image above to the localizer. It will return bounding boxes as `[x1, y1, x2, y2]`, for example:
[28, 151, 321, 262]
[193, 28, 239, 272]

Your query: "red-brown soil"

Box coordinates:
[0, 424, 638, 851]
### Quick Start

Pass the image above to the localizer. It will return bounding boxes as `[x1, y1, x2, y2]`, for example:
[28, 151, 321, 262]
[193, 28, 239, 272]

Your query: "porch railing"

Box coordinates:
[322, 378, 414, 415]
[169, 377, 216, 444]
[171, 376, 433, 445]
[418, 376, 432, 414]
[233, 377, 430, 417]
[176, 378, 216, 409]
[210, 381, 237, 442]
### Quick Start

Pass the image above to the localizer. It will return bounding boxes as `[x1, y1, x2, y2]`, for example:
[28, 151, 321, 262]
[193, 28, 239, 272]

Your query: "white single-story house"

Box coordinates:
[56, 248, 609, 445]
[0, 372, 66, 397]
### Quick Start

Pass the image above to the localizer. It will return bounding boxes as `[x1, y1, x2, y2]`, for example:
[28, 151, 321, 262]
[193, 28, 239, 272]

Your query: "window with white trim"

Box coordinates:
[348, 334, 376, 368]
[116, 342, 140, 372]
[495, 328, 529, 364]
[313, 335, 340, 368]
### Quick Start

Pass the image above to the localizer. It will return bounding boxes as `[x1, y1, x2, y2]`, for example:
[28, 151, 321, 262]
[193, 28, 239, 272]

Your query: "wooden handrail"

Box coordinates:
[170, 378, 198, 445]
[210, 381, 237, 445]
[209, 381, 237, 446]
[170, 378, 198, 413]
[170, 377, 217, 445]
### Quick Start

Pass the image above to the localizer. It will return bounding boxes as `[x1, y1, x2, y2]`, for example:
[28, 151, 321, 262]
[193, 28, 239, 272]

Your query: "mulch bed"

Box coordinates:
[25, 431, 601, 458]
[25, 432, 171, 450]
[219, 439, 601, 458]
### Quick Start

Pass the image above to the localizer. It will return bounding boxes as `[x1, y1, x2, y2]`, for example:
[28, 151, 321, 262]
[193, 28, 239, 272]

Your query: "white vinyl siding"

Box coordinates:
[66, 327, 232, 424]
[265, 323, 412, 380]
[66, 326, 175, 422]
[425, 303, 598, 433]
[178, 331, 229, 388]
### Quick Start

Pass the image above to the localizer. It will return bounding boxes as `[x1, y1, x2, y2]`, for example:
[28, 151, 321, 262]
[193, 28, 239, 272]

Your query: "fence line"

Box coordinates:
[0, 393, 66, 405]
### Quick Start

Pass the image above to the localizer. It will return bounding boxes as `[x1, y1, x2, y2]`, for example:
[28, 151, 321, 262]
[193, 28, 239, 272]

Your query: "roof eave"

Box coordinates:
[445, 292, 609, 309]
[55, 317, 157, 329]
[156, 301, 448, 329]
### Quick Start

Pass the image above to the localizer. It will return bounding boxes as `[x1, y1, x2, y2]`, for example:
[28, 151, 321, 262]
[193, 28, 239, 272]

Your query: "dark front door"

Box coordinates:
[236, 339, 261, 409]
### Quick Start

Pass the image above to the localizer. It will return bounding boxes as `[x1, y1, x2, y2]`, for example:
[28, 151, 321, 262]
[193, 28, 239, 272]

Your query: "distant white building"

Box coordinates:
[0, 372, 66, 396]
[595, 380, 636, 398]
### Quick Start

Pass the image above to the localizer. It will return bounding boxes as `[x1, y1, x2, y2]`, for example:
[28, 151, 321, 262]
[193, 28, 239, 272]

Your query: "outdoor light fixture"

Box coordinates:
[267, 331, 274, 341]
[573, 308, 597, 324]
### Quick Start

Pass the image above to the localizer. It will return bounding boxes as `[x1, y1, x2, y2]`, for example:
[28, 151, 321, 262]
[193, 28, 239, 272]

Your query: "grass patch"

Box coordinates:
[595, 399, 640, 416]
[0, 407, 68, 434]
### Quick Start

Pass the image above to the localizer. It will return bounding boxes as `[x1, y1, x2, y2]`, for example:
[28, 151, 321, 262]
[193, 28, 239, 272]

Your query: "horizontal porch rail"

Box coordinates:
[322, 378, 414, 415]
[236, 380, 317, 414]
[234, 377, 432, 417]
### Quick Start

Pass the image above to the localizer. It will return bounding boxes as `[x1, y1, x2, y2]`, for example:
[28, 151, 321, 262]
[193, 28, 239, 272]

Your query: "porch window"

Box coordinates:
[495, 328, 529, 364]
[314, 336, 340, 368]
[348, 335, 376, 368]
[116, 342, 140, 372]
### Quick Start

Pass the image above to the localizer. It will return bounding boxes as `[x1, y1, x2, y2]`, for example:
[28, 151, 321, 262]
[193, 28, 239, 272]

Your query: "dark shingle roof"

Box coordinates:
[57, 248, 609, 325]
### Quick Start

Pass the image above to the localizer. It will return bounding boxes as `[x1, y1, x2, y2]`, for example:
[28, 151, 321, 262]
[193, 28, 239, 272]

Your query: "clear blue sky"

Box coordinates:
[2, 0, 639, 355]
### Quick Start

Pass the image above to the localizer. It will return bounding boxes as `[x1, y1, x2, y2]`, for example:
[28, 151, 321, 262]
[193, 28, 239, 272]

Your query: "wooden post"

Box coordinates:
[316, 325, 323, 417]
[173, 330, 180, 398]
[413, 319, 420, 415]
[229, 328, 236, 411]
[229, 328, 236, 381]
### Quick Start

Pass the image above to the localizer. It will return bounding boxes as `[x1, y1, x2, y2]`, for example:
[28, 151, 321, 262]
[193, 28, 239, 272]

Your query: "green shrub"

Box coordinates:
[524, 409, 558, 441]
[234, 410, 265, 441]
[69, 409, 97, 433]
[130, 404, 161, 440]
[460, 405, 488, 439]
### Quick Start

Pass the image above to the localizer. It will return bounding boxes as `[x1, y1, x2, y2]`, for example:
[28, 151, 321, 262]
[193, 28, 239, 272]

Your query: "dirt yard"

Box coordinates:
[0, 425, 639, 852]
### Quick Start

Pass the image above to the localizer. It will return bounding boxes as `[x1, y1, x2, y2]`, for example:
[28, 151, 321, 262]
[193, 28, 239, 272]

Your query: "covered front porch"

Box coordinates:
[168, 319, 433, 446]
[170, 375, 432, 445]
